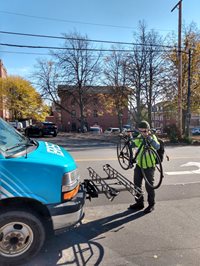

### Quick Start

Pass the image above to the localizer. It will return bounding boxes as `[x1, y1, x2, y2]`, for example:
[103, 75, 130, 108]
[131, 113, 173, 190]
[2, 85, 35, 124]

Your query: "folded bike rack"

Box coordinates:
[84, 164, 143, 201]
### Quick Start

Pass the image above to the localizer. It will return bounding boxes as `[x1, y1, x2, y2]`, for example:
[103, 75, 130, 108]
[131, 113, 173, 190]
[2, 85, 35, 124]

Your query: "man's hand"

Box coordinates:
[147, 135, 153, 142]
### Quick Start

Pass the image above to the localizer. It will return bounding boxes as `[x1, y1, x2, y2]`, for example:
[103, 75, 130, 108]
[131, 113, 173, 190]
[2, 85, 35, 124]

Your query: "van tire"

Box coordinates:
[0, 209, 45, 265]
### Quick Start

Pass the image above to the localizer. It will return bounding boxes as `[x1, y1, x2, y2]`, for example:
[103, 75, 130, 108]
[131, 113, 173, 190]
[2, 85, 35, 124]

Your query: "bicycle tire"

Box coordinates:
[117, 137, 132, 170]
[140, 147, 164, 189]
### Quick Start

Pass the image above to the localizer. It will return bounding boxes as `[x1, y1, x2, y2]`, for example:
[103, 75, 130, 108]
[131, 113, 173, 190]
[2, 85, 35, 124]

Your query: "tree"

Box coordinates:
[127, 21, 167, 127]
[0, 76, 49, 121]
[103, 47, 130, 129]
[166, 23, 200, 135]
[33, 31, 102, 131]
[143, 30, 168, 125]
[33, 59, 63, 116]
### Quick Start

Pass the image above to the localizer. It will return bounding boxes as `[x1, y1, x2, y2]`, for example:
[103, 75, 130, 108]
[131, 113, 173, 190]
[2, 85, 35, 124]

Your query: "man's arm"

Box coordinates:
[147, 135, 160, 150]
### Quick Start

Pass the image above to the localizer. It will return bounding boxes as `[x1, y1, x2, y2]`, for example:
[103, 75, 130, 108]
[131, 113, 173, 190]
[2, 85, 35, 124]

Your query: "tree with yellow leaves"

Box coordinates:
[0, 76, 49, 121]
[166, 23, 200, 135]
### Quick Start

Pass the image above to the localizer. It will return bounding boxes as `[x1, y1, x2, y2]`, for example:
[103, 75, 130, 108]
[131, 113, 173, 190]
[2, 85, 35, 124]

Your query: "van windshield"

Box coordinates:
[0, 118, 29, 156]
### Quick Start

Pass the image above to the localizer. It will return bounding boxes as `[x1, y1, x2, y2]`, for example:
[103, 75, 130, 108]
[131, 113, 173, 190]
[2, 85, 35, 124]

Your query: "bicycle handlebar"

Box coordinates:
[119, 132, 153, 149]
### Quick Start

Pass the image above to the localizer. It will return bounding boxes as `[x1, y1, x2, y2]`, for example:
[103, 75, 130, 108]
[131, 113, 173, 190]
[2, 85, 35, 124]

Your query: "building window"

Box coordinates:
[93, 98, 98, 106]
[93, 110, 98, 117]
[71, 98, 76, 105]
[71, 110, 76, 118]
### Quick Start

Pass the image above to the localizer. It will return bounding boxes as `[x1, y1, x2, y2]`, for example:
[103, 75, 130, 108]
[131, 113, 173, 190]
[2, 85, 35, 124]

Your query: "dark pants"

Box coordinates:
[134, 165, 155, 207]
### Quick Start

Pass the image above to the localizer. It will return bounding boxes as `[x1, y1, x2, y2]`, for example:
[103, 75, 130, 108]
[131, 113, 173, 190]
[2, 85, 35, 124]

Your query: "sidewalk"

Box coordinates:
[42, 132, 200, 148]
[58, 132, 119, 143]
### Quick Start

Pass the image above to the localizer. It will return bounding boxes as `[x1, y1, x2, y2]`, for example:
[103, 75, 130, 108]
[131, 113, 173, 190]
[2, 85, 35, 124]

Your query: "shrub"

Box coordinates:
[164, 124, 179, 143]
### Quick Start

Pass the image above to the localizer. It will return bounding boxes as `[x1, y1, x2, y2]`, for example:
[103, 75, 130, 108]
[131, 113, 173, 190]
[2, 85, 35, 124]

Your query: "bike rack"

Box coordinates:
[85, 164, 143, 201]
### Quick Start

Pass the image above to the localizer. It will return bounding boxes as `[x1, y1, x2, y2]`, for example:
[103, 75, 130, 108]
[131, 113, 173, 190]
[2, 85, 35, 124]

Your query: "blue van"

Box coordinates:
[0, 118, 86, 265]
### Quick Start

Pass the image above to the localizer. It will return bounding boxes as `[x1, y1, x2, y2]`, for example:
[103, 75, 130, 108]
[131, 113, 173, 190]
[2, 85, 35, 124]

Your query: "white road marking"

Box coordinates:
[165, 162, 200, 176]
[165, 171, 192, 176]
[76, 158, 117, 162]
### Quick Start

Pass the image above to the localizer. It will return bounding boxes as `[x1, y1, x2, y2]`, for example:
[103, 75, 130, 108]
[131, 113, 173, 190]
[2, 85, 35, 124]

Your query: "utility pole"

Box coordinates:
[171, 0, 183, 139]
[186, 48, 191, 138]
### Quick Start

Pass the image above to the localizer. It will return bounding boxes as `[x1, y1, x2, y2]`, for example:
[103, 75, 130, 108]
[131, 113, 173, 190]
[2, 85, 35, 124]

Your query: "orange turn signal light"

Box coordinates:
[63, 184, 80, 200]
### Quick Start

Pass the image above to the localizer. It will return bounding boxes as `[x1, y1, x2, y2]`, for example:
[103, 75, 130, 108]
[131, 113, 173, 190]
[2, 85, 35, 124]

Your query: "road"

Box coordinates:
[26, 134, 200, 266]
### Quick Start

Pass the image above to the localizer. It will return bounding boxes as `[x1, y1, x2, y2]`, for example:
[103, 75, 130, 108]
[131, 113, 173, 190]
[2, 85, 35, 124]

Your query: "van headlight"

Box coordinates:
[61, 169, 80, 201]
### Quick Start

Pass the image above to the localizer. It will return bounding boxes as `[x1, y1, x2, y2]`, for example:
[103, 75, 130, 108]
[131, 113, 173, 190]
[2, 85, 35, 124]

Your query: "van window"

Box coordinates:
[0, 118, 27, 156]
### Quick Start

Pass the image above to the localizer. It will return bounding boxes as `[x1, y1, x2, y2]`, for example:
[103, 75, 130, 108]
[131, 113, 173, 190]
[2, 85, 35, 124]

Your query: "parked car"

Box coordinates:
[104, 127, 121, 134]
[155, 128, 162, 134]
[9, 121, 24, 132]
[191, 127, 200, 135]
[122, 124, 131, 131]
[151, 128, 162, 135]
[89, 126, 102, 134]
[25, 122, 58, 137]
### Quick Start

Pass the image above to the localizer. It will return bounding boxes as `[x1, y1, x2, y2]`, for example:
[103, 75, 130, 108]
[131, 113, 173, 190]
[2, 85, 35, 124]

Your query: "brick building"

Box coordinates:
[0, 60, 9, 120]
[57, 85, 129, 132]
[0, 60, 7, 78]
[152, 101, 200, 130]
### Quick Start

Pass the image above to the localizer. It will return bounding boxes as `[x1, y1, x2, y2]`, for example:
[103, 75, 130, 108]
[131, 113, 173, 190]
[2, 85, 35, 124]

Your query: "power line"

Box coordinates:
[0, 30, 138, 45]
[0, 10, 138, 30]
[0, 10, 173, 32]
[0, 42, 172, 53]
[0, 30, 175, 49]
[0, 50, 49, 55]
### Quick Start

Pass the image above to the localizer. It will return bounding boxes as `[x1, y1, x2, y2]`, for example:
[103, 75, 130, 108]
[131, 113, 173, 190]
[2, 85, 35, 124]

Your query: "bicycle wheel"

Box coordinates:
[140, 147, 164, 189]
[117, 137, 132, 170]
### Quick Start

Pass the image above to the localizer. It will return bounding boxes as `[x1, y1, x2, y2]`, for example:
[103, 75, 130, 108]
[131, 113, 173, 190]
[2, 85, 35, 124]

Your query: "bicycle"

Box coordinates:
[117, 131, 135, 170]
[117, 130, 164, 189]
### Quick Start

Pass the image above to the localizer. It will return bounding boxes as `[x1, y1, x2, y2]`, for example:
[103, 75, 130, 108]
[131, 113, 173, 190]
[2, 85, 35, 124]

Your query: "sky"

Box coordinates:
[0, 0, 200, 79]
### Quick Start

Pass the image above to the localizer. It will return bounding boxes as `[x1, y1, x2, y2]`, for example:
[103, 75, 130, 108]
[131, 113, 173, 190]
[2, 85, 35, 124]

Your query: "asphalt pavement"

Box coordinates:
[27, 196, 200, 266]
[25, 133, 200, 266]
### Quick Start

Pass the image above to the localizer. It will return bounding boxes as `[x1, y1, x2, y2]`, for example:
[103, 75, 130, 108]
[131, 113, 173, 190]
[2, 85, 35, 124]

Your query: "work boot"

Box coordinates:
[144, 205, 155, 214]
[128, 203, 144, 210]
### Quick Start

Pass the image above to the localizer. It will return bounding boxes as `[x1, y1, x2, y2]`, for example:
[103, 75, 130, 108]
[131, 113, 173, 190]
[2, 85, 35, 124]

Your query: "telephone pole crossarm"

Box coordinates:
[171, 0, 182, 13]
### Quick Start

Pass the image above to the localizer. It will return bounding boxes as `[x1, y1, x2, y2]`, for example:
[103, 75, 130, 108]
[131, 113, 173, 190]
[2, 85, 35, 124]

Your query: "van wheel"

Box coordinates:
[0, 210, 45, 265]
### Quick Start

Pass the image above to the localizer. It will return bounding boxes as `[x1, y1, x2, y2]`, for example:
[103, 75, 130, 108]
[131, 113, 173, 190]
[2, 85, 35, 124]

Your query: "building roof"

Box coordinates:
[58, 85, 132, 95]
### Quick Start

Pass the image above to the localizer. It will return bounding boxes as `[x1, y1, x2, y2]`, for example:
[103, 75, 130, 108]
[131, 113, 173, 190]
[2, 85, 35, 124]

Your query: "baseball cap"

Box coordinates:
[138, 120, 150, 129]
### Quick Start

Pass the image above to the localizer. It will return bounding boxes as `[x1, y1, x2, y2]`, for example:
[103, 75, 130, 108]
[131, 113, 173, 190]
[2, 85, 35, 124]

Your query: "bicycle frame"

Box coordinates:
[117, 132, 155, 167]
[117, 132, 164, 189]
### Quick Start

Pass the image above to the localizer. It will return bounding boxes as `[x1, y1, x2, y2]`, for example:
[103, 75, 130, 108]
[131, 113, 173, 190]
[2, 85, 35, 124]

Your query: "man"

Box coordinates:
[129, 120, 160, 213]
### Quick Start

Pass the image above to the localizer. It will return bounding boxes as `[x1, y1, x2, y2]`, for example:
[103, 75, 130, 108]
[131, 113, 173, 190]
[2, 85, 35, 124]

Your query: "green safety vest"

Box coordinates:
[132, 134, 159, 169]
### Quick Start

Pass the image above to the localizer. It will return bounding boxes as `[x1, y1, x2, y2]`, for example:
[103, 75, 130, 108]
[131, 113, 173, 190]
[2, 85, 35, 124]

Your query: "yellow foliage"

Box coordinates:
[1, 76, 49, 120]
[167, 30, 200, 113]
